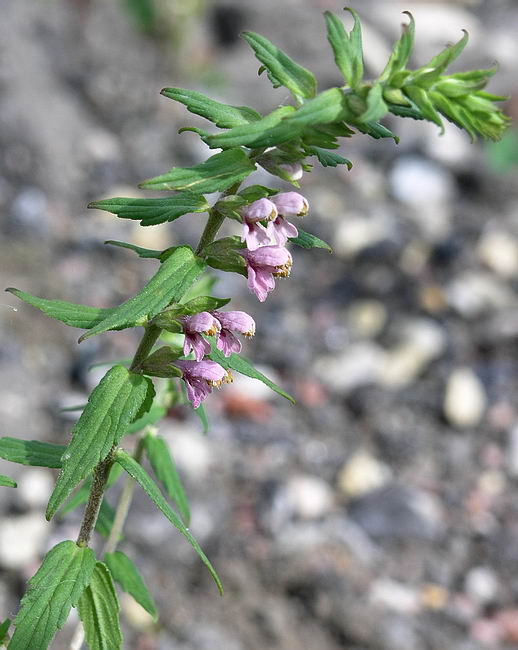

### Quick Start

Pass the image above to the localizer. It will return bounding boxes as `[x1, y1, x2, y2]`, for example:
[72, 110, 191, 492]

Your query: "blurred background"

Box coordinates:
[1, 0, 518, 648]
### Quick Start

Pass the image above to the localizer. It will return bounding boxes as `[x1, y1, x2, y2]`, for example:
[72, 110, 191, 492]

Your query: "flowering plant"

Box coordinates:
[0, 8, 508, 649]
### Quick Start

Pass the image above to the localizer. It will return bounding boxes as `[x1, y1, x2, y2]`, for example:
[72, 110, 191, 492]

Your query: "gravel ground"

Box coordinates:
[2, 1, 518, 648]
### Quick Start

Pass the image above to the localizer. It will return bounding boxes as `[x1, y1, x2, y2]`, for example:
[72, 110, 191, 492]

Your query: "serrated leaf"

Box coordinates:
[285, 88, 351, 129]
[404, 85, 443, 129]
[6, 288, 115, 330]
[140, 149, 255, 193]
[0, 475, 16, 488]
[77, 562, 122, 650]
[242, 31, 316, 100]
[0, 437, 66, 469]
[144, 433, 190, 524]
[205, 106, 296, 150]
[352, 120, 400, 142]
[105, 551, 158, 621]
[238, 185, 279, 202]
[289, 228, 332, 252]
[46, 366, 152, 520]
[380, 11, 415, 82]
[79, 246, 205, 341]
[161, 87, 261, 128]
[125, 405, 167, 434]
[90, 194, 209, 227]
[411, 30, 469, 88]
[324, 9, 363, 88]
[387, 102, 424, 120]
[104, 241, 162, 259]
[115, 449, 223, 594]
[0, 619, 10, 645]
[358, 83, 388, 123]
[309, 147, 352, 168]
[9, 541, 96, 650]
[209, 343, 295, 404]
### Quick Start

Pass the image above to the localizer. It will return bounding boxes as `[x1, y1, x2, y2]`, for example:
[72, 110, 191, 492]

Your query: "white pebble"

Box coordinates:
[444, 368, 487, 429]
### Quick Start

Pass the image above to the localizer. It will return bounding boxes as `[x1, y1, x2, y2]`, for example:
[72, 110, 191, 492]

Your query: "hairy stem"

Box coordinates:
[76, 451, 114, 547]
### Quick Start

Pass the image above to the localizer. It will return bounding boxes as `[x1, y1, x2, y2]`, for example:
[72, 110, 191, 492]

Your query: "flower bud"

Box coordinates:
[271, 192, 309, 217]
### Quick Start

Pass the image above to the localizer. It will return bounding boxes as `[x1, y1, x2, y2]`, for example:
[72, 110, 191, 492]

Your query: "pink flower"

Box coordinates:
[240, 246, 293, 302]
[174, 359, 231, 409]
[278, 162, 303, 182]
[181, 311, 220, 362]
[212, 310, 256, 356]
[271, 191, 309, 217]
[267, 215, 299, 246]
[240, 198, 277, 250]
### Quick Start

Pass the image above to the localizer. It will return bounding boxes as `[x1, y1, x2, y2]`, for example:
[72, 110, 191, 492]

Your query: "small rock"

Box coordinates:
[273, 475, 334, 523]
[447, 271, 516, 318]
[390, 155, 455, 207]
[315, 342, 385, 394]
[478, 230, 518, 278]
[465, 566, 500, 605]
[17, 469, 54, 509]
[345, 300, 387, 339]
[337, 450, 392, 498]
[444, 368, 487, 429]
[10, 187, 49, 234]
[162, 425, 212, 480]
[370, 579, 420, 614]
[333, 212, 393, 258]
[0, 514, 48, 569]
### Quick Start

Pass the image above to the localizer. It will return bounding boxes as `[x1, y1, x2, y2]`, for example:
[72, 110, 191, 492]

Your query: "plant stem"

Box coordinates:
[130, 324, 161, 372]
[76, 452, 114, 547]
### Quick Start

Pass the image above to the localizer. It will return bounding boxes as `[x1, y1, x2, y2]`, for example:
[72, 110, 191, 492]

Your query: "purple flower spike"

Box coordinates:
[271, 191, 309, 217]
[267, 216, 299, 246]
[174, 359, 231, 409]
[241, 198, 277, 251]
[181, 311, 221, 362]
[240, 246, 293, 302]
[213, 310, 256, 357]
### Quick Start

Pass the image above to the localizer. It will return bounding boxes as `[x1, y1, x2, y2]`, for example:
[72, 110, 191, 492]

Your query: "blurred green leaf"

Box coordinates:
[0, 475, 16, 488]
[380, 12, 415, 83]
[308, 147, 352, 168]
[0, 437, 66, 469]
[105, 551, 158, 621]
[324, 9, 363, 89]
[289, 228, 332, 252]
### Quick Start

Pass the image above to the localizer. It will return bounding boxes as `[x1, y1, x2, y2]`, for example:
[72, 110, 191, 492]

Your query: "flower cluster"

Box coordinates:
[239, 191, 309, 302]
[176, 309, 255, 408]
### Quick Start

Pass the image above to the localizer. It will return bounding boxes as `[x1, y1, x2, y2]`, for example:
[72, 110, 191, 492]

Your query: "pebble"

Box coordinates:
[389, 155, 455, 207]
[333, 212, 393, 258]
[464, 566, 500, 604]
[443, 368, 487, 429]
[446, 271, 516, 318]
[282, 475, 334, 520]
[162, 425, 213, 480]
[370, 579, 420, 614]
[17, 469, 54, 509]
[477, 230, 518, 278]
[10, 186, 49, 234]
[0, 514, 48, 569]
[337, 450, 392, 498]
[345, 300, 387, 339]
[315, 342, 386, 394]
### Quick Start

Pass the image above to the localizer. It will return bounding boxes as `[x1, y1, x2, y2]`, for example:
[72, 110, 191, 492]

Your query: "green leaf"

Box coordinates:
[79, 246, 205, 342]
[154, 295, 230, 326]
[242, 31, 316, 100]
[309, 147, 352, 169]
[324, 9, 363, 88]
[161, 87, 261, 128]
[115, 449, 223, 595]
[46, 366, 152, 520]
[10, 541, 96, 650]
[5, 288, 115, 330]
[104, 240, 162, 259]
[0, 437, 66, 469]
[352, 120, 400, 142]
[125, 404, 167, 434]
[357, 83, 388, 123]
[144, 432, 190, 524]
[411, 30, 469, 88]
[139, 149, 255, 193]
[90, 194, 209, 227]
[238, 185, 279, 202]
[284, 88, 350, 129]
[141, 346, 184, 379]
[105, 551, 158, 621]
[0, 619, 10, 645]
[194, 402, 209, 434]
[77, 562, 122, 650]
[387, 102, 424, 120]
[179, 273, 218, 304]
[203, 237, 248, 276]
[94, 500, 117, 539]
[0, 475, 16, 488]
[289, 228, 332, 252]
[380, 11, 415, 83]
[404, 85, 443, 128]
[205, 106, 296, 150]
[209, 343, 295, 404]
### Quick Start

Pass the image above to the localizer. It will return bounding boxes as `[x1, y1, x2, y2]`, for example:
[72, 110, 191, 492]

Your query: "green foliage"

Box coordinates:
[105, 551, 158, 621]
[95, 500, 118, 539]
[46, 366, 153, 520]
[90, 194, 209, 227]
[115, 449, 223, 594]
[209, 343, 295, 404]
[10, 541, 96, 650]
[77, 562, 123, 650]
[104, 240, 162, 259]
[144, 432, 190, 524]
[325, 9, 364, 89]
[0, 437, 66, 468]
[140, 346, 184, 378]
[242, 31, 317, 100]
[289, 228, 332, 252]
[0, 475, 16, 488]
[203, 237, 248, 276]
[140, 149, 256, 193]
[0, 619, 10, 646]
[380, 12, 415, 83]
[153, 295, 231, 328]
[308, 147, 352, 168]
[125, 404, 167, 434]
[79, 246, 205, 341]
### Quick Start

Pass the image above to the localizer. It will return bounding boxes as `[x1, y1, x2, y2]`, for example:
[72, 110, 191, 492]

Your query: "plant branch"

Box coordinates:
[76, 451, 114, 547]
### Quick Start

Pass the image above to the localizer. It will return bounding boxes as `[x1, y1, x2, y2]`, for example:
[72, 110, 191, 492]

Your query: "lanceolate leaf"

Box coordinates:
[209, 343, 295, 404]
[144, 432, 190, 524]
[5, 289, 114, 330]
[0, 619, 10, 645]
[353, 120, 400, 142]
[46, 366, 152, 520]
[90, 194, 209, 227]
[140, 149, 255, 193]
[79, 246, 205, 342]
[324, 9, 364, 89]
[105, 551, 158, 621]
[0, 437, 66, 469]
[161, 87, 261, 128]
[95, 500, 117, 539]
[9, 541, 96, 650]
[289, 228, 332, 252]
[309, 147, 352, 169]
[0, 475, 16, 488]
[358, 83, 388, 123]
[77, 562, 123, 650]
[125, 404, 167, 434]
[115, 449, 223, 595]
[379, 12, 415, 82]
[242, 31, 317, 100]
[104, 241, 162, 259]
[411, 30, 469, 88]
[404, 85, 443, 128]
[284, 88, 351, 130]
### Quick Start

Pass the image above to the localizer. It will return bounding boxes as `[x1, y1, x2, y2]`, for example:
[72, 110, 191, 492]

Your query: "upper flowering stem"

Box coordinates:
[212, 310, 256, 356]
[240, 198, 278, 250]
[267, 191, 309, 245]
[240, 246, 293, 302]
[181, 312, 220, 362]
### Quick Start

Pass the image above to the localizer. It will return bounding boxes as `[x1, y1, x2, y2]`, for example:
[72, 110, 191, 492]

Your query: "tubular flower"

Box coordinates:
[212, 310, 256, 356]
[240, 246, 293, 302]
[174, 359, 232, 409]
[240, 198, 278, 250]
[268, 191, 309, 245]
[278, 162, 304, 182]
[181, 311, 220, 362]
